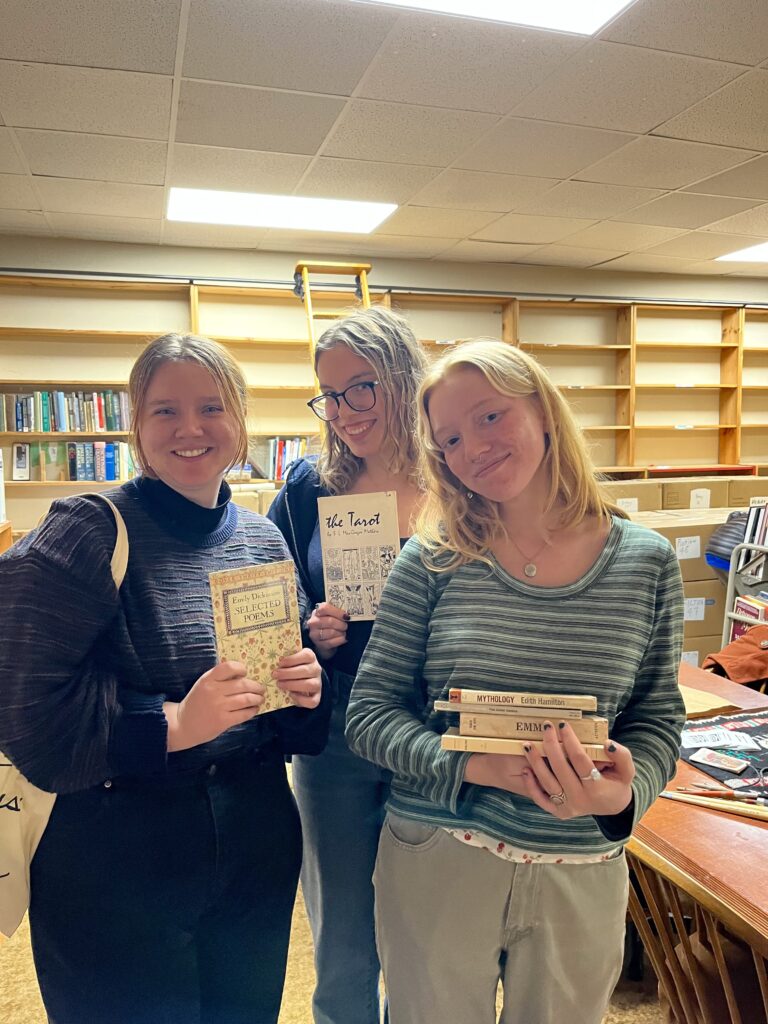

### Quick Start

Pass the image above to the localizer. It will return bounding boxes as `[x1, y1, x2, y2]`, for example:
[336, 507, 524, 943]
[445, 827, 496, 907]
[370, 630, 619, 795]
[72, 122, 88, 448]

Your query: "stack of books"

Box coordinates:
[729, 592, 768, 641]
[438, 689, 607, 759]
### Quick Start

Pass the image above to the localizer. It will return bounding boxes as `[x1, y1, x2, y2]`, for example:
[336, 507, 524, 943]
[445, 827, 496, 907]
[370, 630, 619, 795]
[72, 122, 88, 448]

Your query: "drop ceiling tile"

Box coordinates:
[0, 173, 39, 210]
[653, 71, 768, 151]
[439, 240, 542, 262]
[298, 158, 439, 204]
[359, 14, 583, 114]
[472, 213, 596, 244]
[455, 119, 632, 179]
[515, 181, 663, 220]
[646, 231, 761, 260]
[177, 81, 345, 155]
[0, 61, 172, 139]
[561, 222, 687, 250]
[162, 221, 267, 249]
[598, 253, 704, 273]
[603, 0, 768, 65]
[673, 260, 750, 276]
[681, 155, 768, 201]
[409, 170, 559, 212]
[35, 177, 164, 218]
[703, 203, 768, 236]
[0, 129, 24, 174]
[575, 136, 758, 190]
[170, 145, 310, 193]
[259, 231, 458, 259]
[184, 0, 396, 95]
[619, 193, 758, 229]
[375, 206, 499, 239]
[512, 41, 744, 134]
[510, 245, 625, 268]
[18, 131, 167, 185]
[48, 213, 161, 244]
[0, 0, 181, 73]
[0, 209, 50, 234]
[322, 100, 499, 166]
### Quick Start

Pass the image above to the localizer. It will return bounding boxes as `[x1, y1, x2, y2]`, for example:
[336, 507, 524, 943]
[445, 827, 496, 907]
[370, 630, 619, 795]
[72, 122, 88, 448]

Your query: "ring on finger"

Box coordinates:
[579, 767, 602, 783]
[319, 628, 325, 641]
[549, 790, 567, 806]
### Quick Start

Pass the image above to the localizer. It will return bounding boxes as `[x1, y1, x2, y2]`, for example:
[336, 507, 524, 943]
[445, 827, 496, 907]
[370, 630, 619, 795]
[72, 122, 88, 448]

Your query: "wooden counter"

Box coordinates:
[0, 521, 12, 554]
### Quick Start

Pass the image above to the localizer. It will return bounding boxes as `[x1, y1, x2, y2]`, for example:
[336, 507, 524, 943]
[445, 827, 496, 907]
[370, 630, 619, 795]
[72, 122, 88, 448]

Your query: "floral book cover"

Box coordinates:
[209, 559, 300, 714]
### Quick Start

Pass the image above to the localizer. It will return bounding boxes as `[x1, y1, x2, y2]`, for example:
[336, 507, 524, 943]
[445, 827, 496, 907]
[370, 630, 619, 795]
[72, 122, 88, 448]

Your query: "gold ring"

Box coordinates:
[549, 790, 567, 806]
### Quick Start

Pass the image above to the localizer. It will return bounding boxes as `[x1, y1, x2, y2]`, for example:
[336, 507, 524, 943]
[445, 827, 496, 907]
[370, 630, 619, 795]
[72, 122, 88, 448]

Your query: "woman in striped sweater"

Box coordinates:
[346, 339, 685, 1024]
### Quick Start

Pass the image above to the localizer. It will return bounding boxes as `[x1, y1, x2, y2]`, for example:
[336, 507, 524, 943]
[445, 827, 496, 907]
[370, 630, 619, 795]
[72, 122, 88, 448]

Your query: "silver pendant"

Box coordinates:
[524, 562, 537, 578]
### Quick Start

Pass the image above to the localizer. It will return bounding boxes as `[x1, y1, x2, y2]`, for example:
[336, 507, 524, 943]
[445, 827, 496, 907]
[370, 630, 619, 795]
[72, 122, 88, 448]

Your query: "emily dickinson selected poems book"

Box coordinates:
[209, 559, 301, 714]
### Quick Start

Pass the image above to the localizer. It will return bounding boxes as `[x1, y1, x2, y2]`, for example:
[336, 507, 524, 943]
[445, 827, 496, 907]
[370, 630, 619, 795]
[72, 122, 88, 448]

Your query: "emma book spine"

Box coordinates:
[459, 712, 609, 743]
[209, 559, 301, 715]
[440, 727, 606, 760]
[448, 689, 597, 712]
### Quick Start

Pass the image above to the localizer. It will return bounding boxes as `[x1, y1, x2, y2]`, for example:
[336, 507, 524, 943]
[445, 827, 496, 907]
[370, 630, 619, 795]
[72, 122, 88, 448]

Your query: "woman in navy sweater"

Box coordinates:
[0, 333, 329, 1024]
[268, 306, 427, 1024]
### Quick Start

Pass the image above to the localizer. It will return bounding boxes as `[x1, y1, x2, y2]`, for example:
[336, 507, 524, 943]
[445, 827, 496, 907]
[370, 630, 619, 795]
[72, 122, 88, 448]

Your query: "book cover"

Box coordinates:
[67, 442, 78, 480]
[448, 689, 598, 712]
[434, 699, 582, 720]
[83, 442, 95, 481]
[93, 440, 107, 481]
[11, 442, 30, 481]
[459, 712, 609, 743]
[729, 595, 766, 641]
[209, 559, 300, 715]
[41, 441, 68, 482]
[317, 490, 401, 621]
[440, 727, 606, 760]
[105, 442, 116, 481]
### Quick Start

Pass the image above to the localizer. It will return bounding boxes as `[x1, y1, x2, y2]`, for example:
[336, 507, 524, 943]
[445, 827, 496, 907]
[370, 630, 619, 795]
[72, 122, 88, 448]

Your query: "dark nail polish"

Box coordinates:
[608, 743, 617, 753]
[343, 613, 351, 621]
[543, 722, 552, 731]
[558, 721, 566, 730]
[523, 744, 532, 753]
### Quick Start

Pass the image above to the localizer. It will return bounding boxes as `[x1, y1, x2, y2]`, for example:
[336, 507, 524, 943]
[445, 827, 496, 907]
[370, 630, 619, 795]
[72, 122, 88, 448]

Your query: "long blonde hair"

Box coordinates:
[313, 306, 429, 494]
[129, 333, 249, 474]
[416, 339, 627, 571]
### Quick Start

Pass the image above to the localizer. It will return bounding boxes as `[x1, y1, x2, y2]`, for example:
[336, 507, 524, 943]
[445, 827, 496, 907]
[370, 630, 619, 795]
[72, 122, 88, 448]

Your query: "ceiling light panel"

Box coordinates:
[717, 242, 768, 262]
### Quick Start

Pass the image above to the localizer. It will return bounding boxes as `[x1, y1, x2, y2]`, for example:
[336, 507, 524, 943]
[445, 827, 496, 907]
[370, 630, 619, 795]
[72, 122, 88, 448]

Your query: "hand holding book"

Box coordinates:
[308, 600, 350, 659]
[272, 648, 322, 709]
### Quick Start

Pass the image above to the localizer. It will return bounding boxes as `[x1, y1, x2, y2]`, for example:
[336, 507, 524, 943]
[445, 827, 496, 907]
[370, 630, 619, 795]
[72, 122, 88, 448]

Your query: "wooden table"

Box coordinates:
[627, 663, 768, 1023]
[0, 521, 11, 554]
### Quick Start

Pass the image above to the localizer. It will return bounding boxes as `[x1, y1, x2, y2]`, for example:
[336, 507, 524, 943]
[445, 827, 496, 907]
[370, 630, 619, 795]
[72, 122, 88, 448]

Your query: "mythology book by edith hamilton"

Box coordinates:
[317, 490, 401, 621]
[209, 559, 301, 715]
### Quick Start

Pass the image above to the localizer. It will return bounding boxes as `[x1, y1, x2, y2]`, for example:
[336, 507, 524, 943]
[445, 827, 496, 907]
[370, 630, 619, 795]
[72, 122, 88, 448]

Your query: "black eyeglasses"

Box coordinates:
[307, 381, 379, 422]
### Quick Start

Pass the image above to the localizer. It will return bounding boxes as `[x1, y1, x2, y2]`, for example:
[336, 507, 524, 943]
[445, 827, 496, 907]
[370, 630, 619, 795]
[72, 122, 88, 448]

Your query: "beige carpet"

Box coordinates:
[0, 896, 663, 1024]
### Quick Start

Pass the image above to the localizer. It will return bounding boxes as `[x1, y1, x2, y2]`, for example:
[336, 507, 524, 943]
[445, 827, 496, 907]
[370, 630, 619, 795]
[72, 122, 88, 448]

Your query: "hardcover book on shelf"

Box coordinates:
[729, 595, 768, 642]
[317, 491, 400, 621]
[40, 441, 68, 482]
[11, 442, 30, 481]
[209, 559, 300, 715]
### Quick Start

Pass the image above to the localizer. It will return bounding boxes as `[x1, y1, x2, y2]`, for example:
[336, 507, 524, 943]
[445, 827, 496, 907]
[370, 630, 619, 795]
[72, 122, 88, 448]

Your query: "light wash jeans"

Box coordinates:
[292, 670, 391, 1024]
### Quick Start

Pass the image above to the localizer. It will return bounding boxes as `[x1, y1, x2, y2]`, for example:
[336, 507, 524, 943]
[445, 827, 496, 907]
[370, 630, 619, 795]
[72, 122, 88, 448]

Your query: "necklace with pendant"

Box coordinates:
[510, 535, 550, 578]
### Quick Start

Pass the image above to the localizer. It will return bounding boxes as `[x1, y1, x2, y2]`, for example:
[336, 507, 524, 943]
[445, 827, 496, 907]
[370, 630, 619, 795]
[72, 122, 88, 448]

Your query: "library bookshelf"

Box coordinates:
[1, 273, 767, 531]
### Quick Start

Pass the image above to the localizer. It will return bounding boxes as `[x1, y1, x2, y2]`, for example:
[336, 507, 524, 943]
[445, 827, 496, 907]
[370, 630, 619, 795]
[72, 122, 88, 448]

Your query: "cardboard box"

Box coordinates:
[681, 634, 722, 669]
[662, 476, 731, 511]
[728, 478, 768, 509]
[630, 509, 730, 582]
[602, 479, 662, 513]
[682, 580, 724, 638]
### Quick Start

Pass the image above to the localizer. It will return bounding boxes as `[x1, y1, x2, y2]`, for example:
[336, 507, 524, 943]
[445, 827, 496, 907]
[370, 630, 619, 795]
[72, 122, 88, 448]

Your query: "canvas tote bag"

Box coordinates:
[0, 494, 129, 938]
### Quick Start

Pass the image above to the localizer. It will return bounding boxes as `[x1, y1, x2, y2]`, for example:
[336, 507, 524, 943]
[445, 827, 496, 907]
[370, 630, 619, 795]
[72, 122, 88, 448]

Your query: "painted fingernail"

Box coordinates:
[343, 613, 351, 621]
[543, 722, 552, 731]
[523, 744, 532, 753]
[608, 743, 617, 753]
[558, 721, 566, 730]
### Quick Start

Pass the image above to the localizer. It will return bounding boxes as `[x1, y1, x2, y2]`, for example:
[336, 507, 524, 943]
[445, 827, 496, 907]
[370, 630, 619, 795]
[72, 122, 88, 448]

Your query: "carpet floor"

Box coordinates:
[0, 896, 663, 1024]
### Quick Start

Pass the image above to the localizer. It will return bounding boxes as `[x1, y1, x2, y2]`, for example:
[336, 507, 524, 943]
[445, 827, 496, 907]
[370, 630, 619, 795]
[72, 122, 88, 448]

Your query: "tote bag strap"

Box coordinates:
[87, 493, 129, 588]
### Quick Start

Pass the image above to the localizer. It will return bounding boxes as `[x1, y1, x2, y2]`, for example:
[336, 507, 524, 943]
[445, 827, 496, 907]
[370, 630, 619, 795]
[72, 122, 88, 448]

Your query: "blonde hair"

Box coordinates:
[129, 333, 249, 474]
[313, 306, 429, 494]
[416, 339, 627, 571]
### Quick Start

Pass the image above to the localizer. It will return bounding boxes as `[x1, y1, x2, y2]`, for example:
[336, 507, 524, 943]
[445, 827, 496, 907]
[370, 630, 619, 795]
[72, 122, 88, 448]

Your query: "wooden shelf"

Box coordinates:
[636, 341, 738, 349]
[0, 431, 128, 439]
[0, 379, 126, 389]
[634, 384, 723, 390]
[560, 384, 630, 392]
[634, 424, 735, 431]
[0, 327, 155, 341]
[520, 343, 630, 351]
[582, 425, 631, 432]
[4, 479, 116, 488]
[247, 385, 314, 396]
[212, 336, 310, 349]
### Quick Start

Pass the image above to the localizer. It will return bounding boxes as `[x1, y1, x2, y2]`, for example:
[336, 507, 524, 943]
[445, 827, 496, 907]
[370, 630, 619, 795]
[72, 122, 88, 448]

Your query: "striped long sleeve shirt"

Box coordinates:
[346, 516, 685, 855]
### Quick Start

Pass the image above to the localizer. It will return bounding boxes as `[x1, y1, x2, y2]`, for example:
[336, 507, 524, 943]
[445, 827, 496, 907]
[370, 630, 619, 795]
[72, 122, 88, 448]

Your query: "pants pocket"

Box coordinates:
[384, 812, 441, 851]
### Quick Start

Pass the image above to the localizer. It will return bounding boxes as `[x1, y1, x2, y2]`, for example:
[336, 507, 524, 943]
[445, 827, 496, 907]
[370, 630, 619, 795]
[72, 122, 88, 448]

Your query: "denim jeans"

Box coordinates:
[29, 747, 301, 1024]
[292, 670, 390, 1024]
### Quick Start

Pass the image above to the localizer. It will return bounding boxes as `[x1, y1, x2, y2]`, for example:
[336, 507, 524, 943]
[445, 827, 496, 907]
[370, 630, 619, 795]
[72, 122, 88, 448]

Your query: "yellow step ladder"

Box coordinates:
[293, 260, 372, 355]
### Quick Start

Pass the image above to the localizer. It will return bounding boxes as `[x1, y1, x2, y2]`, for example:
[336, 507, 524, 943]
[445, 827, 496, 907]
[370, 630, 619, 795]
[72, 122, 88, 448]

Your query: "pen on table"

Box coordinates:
[676, 787, 766, 805]
[661, 792, 768, 821]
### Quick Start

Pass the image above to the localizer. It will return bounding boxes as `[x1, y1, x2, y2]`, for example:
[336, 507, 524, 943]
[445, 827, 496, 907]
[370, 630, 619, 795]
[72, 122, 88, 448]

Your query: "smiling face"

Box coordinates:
[315, 344, 388, 460]
[137, 359, 240, 507]
[426, 365, 548, 507]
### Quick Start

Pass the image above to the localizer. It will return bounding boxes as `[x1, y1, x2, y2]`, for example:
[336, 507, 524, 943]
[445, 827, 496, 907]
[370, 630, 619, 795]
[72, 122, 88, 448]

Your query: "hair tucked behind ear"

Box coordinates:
[415, 339, 628, 571]
[313, 306, 429, 494]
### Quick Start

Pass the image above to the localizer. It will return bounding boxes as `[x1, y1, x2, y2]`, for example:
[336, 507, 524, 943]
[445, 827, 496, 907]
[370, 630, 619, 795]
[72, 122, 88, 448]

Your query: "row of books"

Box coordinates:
[0, 389, 131, 433]
[10, 440, 137, 482]
[736, 499, 768, 571]
[439, 689, 607, 758]
[262, 437, 308, 481]
[729, 592, 768, 642]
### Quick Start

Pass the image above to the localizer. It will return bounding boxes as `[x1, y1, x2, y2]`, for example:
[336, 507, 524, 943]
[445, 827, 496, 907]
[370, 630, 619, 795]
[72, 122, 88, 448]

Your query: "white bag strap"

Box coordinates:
[88, 493, 129, 588]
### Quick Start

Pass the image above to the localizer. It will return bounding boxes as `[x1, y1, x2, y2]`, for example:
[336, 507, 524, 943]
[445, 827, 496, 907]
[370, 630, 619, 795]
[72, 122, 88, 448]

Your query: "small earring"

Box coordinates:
[466, 490, 474, 500]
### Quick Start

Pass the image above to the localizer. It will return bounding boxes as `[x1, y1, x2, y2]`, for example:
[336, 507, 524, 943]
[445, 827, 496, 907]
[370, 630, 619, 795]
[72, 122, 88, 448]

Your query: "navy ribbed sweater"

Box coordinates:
[0, 476, 330, 794]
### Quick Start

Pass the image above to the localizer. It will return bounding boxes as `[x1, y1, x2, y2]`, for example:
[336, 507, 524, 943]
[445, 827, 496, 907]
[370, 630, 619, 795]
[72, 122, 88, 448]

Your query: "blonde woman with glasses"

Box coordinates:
[268, 306, 428, 1024]
[346, 339, 685, 1024]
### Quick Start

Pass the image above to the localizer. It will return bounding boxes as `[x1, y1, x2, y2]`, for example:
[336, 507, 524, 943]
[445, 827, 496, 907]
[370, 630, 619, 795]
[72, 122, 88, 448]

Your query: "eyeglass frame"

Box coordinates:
[307, 380, 380, 421]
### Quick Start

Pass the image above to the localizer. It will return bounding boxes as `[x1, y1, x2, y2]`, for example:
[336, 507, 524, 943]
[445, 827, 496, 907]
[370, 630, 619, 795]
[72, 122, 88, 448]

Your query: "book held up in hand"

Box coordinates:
[209, 559, 300, 715]
[317, 490, 401, 621]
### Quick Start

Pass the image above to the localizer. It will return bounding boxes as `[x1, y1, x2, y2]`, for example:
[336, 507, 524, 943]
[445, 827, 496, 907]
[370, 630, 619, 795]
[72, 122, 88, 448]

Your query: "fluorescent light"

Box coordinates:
[167, 188, 397, 234]
[347, 0, 635, 34]
[716, 242, 768, 263]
